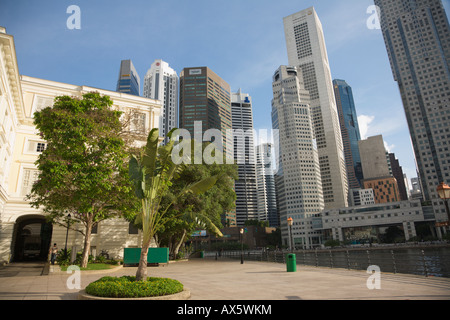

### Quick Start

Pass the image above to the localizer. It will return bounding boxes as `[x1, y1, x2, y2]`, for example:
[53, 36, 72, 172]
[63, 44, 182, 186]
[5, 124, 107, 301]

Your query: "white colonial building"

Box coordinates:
[0, 27, 162, 265]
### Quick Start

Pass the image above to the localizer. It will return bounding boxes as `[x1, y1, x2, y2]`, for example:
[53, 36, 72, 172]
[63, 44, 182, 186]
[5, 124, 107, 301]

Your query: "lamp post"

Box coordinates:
[64, 214, 71, 255]
[437, 182, 450, 225]
[240, 228, 244, 264]
[287, 217, 293, 252]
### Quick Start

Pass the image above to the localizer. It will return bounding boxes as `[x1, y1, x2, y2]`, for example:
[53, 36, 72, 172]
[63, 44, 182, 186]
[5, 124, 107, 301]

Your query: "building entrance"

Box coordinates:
[11, 215, 53, 262]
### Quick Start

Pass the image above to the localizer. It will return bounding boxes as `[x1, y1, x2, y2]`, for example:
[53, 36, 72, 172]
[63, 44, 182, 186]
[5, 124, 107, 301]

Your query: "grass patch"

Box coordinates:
[59, 263, 116, 271]
[85, 276, 184, 298]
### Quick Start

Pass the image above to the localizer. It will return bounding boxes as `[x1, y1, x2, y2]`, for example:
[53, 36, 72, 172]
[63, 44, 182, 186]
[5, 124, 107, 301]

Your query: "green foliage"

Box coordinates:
[29, 92, 138, 267]
[85, 276, 184, 298]
[245, 220, 269, 228]
[324, 239, 341, 247]
[266, 228, 282, 248]
[128, 132, 228, 244]
[156, 141, 237, 247]
[128, 131, 228, 280]
[56, 248, 118, 267]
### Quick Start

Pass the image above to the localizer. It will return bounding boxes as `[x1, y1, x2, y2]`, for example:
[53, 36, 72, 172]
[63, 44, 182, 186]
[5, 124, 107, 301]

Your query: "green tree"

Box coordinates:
[156, 142, 237, 258]
[245, 220, 270, 228]
[28, 92, 137, 268]
[128, 130, 225, 281]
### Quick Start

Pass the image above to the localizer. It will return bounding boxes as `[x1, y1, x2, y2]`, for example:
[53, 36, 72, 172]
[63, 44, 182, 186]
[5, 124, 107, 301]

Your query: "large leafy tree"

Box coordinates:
[28, 92, 137, 268]
[128, 130, 226, 281]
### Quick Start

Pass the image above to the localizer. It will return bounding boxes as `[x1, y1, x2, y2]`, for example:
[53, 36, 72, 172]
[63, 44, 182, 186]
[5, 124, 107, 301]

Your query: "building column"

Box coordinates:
[402, 221, 416, 241]
[435, 226, 443, 240]
[0, 221, 14, 265]
[331, 227, 343, 242]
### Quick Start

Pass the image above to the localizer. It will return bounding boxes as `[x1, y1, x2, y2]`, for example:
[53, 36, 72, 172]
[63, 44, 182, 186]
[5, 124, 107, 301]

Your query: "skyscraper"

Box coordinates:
[179, 67, 232, 153]
[389, 153, 409, 201]
[374, 0, 450, 226]
[256, 143, 279, 227]
[283, 7, 349, 209]
[231, 90, 258, 226]
[116, 59, 140, 96]
[143, 59, 178, 141]
[359, 135, 401, 204]
[333, 79, 363, 190]
[271, 65, 324, 248]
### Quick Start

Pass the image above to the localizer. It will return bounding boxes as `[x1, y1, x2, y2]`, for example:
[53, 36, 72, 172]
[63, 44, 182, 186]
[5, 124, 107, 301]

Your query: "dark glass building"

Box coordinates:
[179, 67, 232, 153]
[333, 79, 363, 189]
[116, 60, 140, 96]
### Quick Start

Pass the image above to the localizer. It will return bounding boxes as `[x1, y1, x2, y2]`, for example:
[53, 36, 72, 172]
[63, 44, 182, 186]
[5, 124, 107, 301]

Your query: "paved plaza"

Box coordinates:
[0, 259, 449, 300]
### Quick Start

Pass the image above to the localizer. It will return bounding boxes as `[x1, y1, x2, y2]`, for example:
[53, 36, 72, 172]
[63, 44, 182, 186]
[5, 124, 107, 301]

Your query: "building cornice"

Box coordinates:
[20, 75, 162, 109]
[0, 31, 25, 124]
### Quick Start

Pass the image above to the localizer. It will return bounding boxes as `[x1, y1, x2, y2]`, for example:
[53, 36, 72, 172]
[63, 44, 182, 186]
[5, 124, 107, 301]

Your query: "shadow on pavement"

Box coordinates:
[0, 262, 46, 277]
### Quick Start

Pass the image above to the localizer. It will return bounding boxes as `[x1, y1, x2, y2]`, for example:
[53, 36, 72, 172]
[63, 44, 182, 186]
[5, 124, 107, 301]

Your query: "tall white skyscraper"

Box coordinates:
[271, 65, 324, 248]
[283, 7, 349, 209]
[143, 59, 178, 141]
[231, 90, 258, 226]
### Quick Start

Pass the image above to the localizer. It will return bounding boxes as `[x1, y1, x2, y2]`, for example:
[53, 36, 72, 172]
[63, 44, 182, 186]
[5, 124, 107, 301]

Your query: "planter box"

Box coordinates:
[123, 248, 169, 266]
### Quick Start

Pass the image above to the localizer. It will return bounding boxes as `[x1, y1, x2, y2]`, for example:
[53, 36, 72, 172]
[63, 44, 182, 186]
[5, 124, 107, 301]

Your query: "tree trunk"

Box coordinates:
[173, 230, 187, 260]
[136, 237, 152, 281]
[80, 219, 93, 268]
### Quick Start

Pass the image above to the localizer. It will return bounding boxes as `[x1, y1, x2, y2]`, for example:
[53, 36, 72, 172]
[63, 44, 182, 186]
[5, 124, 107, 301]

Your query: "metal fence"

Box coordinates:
[204, 246, 450, 278]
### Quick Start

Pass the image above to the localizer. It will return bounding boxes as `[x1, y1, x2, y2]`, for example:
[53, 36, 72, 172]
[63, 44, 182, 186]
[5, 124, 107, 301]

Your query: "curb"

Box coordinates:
[78, 288, 191, 300]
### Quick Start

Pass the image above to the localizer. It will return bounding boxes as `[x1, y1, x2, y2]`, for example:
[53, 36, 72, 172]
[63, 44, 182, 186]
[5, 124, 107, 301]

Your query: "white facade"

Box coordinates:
[0, 27, 162, 264]
[283, 7, 348, 210]
[349, 188, 375, 207]
[321, 200, 425, 242]
[271, 65, 324, 249]
[231, 90, 258, 226]
[143, 59, 178, 142]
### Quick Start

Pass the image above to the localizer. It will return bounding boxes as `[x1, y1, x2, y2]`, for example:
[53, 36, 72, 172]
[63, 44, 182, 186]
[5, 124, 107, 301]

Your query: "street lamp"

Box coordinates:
[240, 228, 244, 264]
[287, 217, 294, 252]
[437, 182, 450, 224]
[64, 214, 71, 255]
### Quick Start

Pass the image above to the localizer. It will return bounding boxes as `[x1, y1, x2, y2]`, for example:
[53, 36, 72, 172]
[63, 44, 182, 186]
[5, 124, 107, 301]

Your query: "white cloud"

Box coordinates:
[384, 140, 395, 153]
[357, 114, 375, 140]
[358, 114, 396, 152]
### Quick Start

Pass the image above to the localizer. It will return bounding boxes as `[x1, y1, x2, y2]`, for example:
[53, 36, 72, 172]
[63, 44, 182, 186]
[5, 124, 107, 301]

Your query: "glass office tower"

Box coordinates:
[116, 59, 140, 96]
[333, 79, 363, 189]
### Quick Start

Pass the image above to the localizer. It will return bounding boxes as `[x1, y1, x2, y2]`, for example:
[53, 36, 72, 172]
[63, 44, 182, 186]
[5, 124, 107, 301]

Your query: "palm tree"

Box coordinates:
[129, 128, 223, 281]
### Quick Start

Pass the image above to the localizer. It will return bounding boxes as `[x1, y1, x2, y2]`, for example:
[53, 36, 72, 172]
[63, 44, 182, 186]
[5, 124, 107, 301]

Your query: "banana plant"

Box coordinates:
[129, 128, 222, 281]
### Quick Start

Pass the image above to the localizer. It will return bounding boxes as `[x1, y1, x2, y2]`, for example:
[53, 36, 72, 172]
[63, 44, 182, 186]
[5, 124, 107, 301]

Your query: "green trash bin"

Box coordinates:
[200, 251, 204, 258]
[286, 253, 297, 272]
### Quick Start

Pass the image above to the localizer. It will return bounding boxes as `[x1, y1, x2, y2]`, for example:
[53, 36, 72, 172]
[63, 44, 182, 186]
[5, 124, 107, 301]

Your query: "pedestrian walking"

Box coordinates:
[49, 243, 58, 265]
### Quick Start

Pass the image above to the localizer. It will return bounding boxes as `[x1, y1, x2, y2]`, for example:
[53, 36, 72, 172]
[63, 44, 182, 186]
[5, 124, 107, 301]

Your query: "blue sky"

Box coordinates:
[1, 0, 449, 185]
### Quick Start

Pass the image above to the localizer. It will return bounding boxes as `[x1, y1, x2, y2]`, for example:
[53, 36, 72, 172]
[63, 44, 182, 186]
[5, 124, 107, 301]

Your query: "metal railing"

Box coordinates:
[203, 246, 450, 278]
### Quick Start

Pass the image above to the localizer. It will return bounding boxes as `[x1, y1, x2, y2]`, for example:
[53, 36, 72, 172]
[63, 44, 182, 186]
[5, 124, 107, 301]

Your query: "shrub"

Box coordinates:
[85, 276, 184, 298]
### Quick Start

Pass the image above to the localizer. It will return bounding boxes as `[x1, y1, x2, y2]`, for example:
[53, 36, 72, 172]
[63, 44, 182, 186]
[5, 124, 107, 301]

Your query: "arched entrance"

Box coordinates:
[11, 215, 53, 262]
